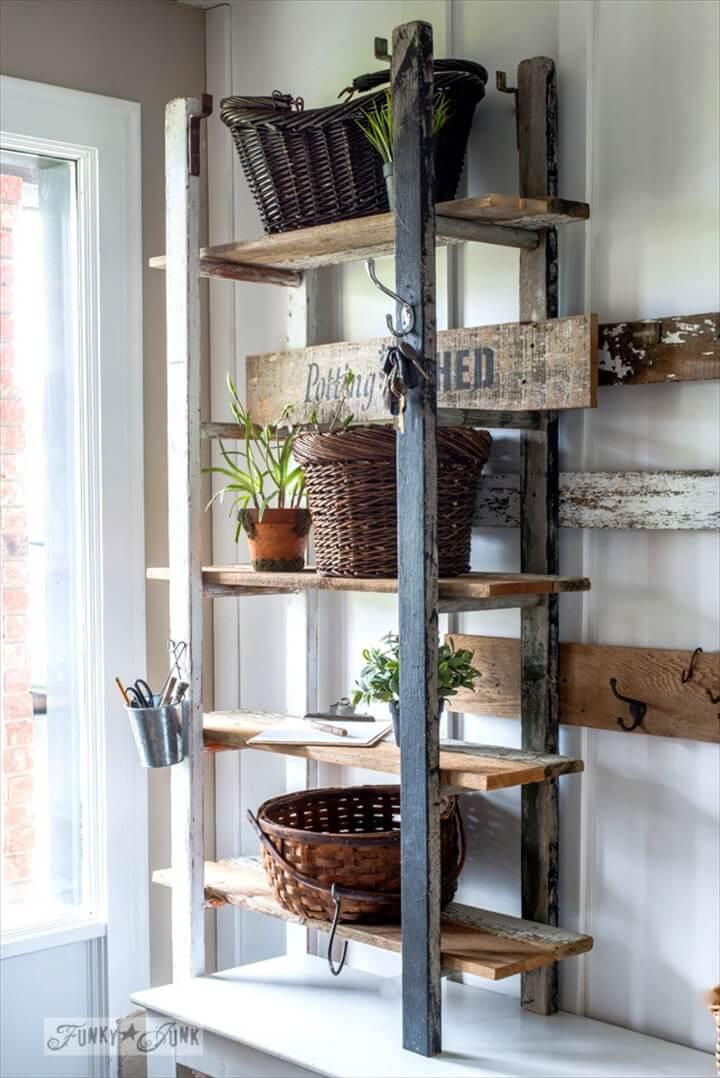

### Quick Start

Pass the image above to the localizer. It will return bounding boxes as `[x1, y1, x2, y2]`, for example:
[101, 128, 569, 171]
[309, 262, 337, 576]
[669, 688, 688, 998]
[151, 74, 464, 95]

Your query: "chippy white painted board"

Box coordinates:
[473, 471, 720, 528]
[133, 955, 716, 1078]
[598, 312, 719, 385]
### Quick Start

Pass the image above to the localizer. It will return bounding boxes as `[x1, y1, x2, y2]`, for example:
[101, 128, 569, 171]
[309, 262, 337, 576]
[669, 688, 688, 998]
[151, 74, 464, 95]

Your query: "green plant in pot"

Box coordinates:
[204, 374, 310, 572]
[357, 89, 452, 210]
[352, 632, 480, 745]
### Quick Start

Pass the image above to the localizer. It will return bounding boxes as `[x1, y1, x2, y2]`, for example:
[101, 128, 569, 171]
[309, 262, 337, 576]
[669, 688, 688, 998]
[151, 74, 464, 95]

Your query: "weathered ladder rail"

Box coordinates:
[517, 56, 561, 1016]
[166, 95, 211, 981]
[392, 21, 442, 1057]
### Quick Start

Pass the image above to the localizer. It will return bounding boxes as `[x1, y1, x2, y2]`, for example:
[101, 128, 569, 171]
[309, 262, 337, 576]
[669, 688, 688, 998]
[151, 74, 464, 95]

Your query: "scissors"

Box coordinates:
[158, 640, 188, 700]
[126, 679, 155, 708]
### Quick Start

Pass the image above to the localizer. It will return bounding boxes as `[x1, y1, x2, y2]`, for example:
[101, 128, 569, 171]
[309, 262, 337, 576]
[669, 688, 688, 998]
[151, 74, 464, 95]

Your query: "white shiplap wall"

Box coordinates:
[209, 0, 720, 1053]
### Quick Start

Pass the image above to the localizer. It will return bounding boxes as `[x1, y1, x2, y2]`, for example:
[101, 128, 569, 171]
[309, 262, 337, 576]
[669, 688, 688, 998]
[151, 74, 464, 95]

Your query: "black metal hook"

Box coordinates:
[188, 93, 213, 177]
[609, 677, 647, 732]
[496, 71, 519, 149]
[365, 258, 415, 338]
[327, 884, 348, 977]
[681, 646, 703, 683]
[679, 647, 719, 703]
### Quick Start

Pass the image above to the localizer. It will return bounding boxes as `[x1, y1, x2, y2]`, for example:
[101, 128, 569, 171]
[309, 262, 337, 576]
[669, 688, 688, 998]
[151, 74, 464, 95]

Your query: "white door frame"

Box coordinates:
[0, 75, 147, 1029]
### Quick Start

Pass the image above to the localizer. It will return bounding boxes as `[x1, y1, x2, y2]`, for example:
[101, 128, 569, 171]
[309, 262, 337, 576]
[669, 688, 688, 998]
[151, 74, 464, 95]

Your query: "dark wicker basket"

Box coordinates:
[220, 59, 488, 234]
[248, 785, 465, 924]
[293, 426, 492, 578]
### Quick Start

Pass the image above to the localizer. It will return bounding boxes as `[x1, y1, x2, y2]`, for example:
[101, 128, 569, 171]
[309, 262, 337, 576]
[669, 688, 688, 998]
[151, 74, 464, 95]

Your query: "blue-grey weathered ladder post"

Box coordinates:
[518, 57, 561, 1015]
[392, 20, 441, 1056]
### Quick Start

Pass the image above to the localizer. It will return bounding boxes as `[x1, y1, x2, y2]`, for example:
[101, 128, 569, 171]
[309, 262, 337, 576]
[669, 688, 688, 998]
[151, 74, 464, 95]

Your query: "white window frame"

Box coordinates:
[0, 76, 147, 1018]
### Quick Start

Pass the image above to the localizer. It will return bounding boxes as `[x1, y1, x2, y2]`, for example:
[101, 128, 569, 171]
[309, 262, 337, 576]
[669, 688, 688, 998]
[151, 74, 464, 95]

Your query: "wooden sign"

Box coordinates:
[473, 470, 720, 529]
[599, 312, 719, 386]
[246, 314, 598, 422]
[447, 635, 720, 744]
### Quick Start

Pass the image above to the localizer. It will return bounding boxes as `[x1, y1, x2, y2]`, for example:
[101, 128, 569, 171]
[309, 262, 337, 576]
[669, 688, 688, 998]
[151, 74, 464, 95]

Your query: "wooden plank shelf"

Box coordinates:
[203, 710, 584, 791]
[149, 194, 589, 282]
[146, 566, 591, 602]
[153, 856, 593, 981]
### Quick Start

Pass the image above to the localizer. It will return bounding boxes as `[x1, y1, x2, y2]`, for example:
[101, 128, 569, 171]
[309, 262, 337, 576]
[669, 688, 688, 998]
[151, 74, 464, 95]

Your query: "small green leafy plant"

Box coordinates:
[204, 374, 307, 542]
[357, 89, 452, 164]
[352, 631, 480, 708]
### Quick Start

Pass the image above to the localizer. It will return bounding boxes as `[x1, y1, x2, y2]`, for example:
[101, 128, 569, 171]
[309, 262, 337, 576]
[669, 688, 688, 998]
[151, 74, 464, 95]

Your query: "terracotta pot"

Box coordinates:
[239, 508, 311, 572]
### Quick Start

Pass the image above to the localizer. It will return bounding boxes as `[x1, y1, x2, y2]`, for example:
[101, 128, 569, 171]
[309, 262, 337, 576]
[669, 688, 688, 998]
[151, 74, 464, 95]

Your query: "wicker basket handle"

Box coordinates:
[341, 58, 489, 99]
[247, 809, 399, 904]
[247, 803, 466, 904]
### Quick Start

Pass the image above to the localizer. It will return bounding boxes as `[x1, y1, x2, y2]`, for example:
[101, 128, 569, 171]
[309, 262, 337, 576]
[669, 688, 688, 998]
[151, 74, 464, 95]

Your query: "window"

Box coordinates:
[1, 149, 99, 932]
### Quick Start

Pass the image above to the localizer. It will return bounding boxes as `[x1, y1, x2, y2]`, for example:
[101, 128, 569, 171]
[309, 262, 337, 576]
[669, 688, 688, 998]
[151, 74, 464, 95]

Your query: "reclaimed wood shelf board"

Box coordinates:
[447, 634, 720, 744]
[203, 710, 584, 791]
[153, 856, 593, 981]
[146, 566, 591, 600]
[149, 195, 589, 280]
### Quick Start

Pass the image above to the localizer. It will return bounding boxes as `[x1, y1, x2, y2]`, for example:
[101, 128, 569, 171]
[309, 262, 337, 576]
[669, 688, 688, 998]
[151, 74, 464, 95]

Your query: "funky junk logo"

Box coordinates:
[44, 1018, 202, 1056]
[303, 346, 495, 412]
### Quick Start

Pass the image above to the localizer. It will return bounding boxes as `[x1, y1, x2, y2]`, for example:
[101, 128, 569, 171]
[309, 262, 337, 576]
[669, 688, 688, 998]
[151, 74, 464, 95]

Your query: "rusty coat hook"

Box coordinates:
[609, 677, 647, 732]
[681, 646, 703, 683]
[496, 71, 519, 149]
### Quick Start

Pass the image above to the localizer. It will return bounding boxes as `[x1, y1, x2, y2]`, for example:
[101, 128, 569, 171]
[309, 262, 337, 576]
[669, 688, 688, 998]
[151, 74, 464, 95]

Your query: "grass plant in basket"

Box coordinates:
[357, 89, 452, 208]
[352, 631, 480, 744]
[204, 374, 310, 572]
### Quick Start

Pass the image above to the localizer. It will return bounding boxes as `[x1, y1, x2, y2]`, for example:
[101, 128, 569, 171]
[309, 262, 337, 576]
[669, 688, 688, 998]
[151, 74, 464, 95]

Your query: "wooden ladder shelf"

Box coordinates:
[148, 20, 603, 1062]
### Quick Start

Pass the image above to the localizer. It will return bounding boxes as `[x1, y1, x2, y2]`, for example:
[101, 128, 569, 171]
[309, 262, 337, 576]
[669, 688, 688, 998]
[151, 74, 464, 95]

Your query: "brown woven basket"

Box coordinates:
[293, 426, 492, 577]
[248, 785, 465, 924]
[220, 59, 487, 234]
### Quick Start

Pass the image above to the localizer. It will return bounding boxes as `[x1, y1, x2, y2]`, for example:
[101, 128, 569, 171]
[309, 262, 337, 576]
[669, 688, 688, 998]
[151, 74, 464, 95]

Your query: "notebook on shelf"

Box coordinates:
[248, 717, 392, 748]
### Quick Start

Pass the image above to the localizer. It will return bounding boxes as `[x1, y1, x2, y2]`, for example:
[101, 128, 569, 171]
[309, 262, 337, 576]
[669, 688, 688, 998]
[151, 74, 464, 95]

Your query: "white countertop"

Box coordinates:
[132, 955, 715, 1078]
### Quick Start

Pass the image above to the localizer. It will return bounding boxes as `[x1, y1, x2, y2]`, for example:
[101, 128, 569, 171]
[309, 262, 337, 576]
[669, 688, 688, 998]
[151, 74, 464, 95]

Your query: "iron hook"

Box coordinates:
[327, 884, 348, 977]
[609, 677, 647, 733]
[681, 646, 703, 683]
[365, 258, 415, 338]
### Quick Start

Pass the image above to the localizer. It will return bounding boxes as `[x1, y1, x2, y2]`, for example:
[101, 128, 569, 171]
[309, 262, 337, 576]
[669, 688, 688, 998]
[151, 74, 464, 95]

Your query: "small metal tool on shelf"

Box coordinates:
[304, 697, 375, 723]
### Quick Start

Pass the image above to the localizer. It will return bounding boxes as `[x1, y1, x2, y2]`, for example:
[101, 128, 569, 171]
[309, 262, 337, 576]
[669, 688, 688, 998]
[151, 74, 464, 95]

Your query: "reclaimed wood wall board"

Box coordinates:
[598, 312, 719, 385]
[473, 470, 720, 529]
[246, 314, 598, 421]
[447, 635, 720, 744]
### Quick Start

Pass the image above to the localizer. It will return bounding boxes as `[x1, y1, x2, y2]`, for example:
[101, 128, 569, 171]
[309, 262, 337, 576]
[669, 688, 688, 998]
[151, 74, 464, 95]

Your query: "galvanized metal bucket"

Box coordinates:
[126, 702, 186, 768]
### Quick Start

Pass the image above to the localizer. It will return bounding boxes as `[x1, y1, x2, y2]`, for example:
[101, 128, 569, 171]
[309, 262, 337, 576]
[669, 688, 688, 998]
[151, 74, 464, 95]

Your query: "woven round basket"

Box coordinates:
[248, 785, 465, 924]
[293, 427, 492, 577]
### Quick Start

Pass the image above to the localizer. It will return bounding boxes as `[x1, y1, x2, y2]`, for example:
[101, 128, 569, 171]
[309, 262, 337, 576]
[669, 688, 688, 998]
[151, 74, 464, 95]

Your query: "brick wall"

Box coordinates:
[1, 173, 34, 895]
